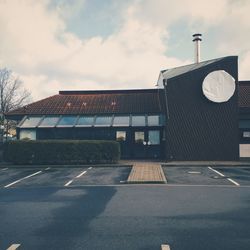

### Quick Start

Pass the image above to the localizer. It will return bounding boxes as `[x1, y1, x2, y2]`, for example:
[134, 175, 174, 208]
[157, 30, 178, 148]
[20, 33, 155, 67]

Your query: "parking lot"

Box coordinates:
[162, 165, 250, 186]
[0, 164, 250, 250]
[0, 166, 131, 188]
[1, 165, 250, 189]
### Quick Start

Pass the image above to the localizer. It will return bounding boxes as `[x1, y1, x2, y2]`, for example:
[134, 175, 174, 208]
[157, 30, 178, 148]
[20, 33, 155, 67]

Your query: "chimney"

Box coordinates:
[192, 33, 202, 63]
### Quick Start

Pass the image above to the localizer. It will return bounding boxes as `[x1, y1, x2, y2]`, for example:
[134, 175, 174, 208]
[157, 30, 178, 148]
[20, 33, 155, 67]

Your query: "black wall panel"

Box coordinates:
[165, 56, 239, 160]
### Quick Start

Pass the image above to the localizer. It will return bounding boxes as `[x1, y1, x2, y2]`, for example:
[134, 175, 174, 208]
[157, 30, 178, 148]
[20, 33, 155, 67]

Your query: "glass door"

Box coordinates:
[132, 129, 163, 159]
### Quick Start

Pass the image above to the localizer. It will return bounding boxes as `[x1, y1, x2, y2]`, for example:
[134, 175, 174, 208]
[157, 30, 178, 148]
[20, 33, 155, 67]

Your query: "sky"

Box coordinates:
[0, 0, 250, 101]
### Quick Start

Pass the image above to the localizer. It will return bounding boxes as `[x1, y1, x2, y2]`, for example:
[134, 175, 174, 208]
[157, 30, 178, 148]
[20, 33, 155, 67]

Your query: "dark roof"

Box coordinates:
[6, 89, 165, 117]
[239, 81, 250, 111]
[161, 56, 237, 81]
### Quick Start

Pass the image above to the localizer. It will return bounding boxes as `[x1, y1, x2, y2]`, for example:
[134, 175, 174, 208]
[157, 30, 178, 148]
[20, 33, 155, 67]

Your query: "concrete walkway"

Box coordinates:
[127, 162, 167, 184]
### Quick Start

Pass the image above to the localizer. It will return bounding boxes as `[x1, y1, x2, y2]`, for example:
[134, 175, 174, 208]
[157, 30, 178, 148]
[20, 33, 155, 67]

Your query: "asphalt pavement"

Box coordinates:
[0, 165, 250, 250]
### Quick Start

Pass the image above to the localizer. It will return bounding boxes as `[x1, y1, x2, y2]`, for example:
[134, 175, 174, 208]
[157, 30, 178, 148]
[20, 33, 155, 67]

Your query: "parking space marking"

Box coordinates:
[64, 169, 90, 187]
[161, 244, 170, 250]
[208, 166, 225, 177]
[188, 171, 201, 174]
[227, 178, 240, 186]
[45, 167, 50, 170]
[1, 168, 8, 171]
[6, 244, 21, 250]
[76, 171, 87, 178]
[88, 167, 92, 170]
[4, 171, 42, 188]
[208, 166, 240, 186]
[64, 180, 73, 187]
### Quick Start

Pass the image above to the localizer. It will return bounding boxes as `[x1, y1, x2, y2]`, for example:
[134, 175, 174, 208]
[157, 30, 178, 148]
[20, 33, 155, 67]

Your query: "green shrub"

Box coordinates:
[3, 140, 120, 164]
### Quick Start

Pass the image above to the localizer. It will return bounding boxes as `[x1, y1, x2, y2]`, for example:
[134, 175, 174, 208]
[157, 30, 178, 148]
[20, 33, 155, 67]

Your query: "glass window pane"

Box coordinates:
[148, 130, 160, 145]
[132, 116, 146, 126]
[77, 116, 94, 127]
[113, 116, 130, 127]
[243, 131, 250, 138]
[20, 129, 36, 140]
[95, 116, 112, 127]
[57, 116, 77, 127]
[239, 120, 250, 128]
[116, 131, 126, 141]
[148, 115, 160, 126]
[39, 116, 60, 127]
[135, 131, 144, 144]
[20, 116, 42, 128]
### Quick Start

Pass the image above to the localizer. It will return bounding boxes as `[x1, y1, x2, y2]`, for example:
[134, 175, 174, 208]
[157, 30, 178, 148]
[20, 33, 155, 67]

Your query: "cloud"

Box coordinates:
[0, 0, 189, 101]
[130, 0, 227, 28]
[0, 0, 249, 102]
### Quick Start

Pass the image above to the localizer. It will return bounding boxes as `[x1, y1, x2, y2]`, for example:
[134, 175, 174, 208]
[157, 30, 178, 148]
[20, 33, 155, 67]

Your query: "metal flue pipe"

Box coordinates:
[192, 33, 202, 63]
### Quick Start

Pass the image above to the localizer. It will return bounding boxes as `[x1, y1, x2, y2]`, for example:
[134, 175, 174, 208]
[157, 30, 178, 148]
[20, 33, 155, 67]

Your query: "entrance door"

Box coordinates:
[132, 129, 162, 159]
[133, 130, 147, 158]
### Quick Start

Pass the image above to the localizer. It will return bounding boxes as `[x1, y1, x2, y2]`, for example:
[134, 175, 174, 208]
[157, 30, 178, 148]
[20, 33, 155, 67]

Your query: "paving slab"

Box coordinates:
[127, 162, 167, 184]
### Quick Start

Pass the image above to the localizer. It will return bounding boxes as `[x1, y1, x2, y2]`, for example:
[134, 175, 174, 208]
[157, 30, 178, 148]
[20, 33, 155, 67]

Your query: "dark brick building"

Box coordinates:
[6, 56, 250, 160]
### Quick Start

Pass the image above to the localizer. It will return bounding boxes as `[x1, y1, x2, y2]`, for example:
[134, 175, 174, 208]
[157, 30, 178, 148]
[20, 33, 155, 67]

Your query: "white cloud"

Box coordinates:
[131, 0, 227, 28]
[0, 0, 249, 102]
[239, 51, 250, 80]
[0, 0, 189, 101]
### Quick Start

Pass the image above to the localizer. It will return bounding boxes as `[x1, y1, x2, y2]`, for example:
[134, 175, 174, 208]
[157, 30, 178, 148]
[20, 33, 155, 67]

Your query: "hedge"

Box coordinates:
[3, 140, 120, 164]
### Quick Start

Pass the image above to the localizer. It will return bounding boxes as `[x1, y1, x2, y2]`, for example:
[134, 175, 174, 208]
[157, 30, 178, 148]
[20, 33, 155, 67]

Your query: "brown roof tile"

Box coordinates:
[6, 89, 165, 117]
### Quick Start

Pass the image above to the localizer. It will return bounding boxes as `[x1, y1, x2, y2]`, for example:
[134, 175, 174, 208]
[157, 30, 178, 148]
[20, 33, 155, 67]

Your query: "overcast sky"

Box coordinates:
[0, 0, 250, 101]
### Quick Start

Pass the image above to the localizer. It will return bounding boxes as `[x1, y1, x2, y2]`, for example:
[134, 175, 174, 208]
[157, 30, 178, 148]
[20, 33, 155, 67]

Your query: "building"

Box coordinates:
[5, 56, 250, 160]
[239, 80, 250, 159]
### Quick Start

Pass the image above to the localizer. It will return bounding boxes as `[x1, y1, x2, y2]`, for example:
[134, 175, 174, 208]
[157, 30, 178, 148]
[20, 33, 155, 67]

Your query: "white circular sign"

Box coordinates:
[202, 70, 235, 103]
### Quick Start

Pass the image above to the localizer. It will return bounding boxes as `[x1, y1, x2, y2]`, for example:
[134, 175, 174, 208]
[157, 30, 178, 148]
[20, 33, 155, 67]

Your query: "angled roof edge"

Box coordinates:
[59, 88, 159, 95]
[239, 80, 250, 85]
[160, 56, 238, 82]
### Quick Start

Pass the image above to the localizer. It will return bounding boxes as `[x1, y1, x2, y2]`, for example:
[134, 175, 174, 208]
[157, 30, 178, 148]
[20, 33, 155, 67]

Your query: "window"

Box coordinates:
[77, 116, 95, 127]
[113, 116, 130, 127]
[243, 131, 250, 138]
[132, 116, 146, 126]
[239, 120, 250, 129]
[57, 116, 77, 127]
[20, 129, 36, 140]
[95, 116, 112, 127]
[148, 130, 160, 145]
[116, 131, 126, 141]
[147, 115, 160, 126]
[39, 116, 60, 127]
[135, 131, 144, 144]
[20, 116, 42, 128]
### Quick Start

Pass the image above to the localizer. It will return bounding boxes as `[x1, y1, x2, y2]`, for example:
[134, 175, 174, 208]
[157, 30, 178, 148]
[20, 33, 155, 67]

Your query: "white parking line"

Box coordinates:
[45, 167, 50, 170]
[188, 171, 201, 174]
[76, 171, 87, 178]
[161, 244, 170, 250]
[6, 243, 21, 250]
[4, 171, 42, 188]
[88, 167, 92, 170]
[208, 166, 240, 186]
[227, 178, 240, 186]
[64, 180, 73, 187]
[1, 168, 8, 171]
[64, 169, 88, 186]
[208, 166, 225, 177]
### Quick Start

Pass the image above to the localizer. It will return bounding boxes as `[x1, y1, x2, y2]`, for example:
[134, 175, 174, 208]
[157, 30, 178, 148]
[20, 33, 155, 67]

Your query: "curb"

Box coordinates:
[0, 163, 133, 169]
